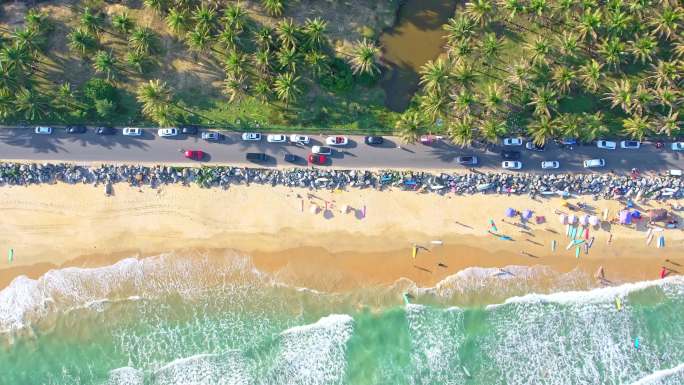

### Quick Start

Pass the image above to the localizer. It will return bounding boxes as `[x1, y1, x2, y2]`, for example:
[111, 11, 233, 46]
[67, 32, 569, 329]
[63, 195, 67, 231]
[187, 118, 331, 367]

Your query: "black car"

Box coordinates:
[66, 125, 87, 134]
[246, 152, 267, 163]
[525, 142, 545, 151]
[456, 156, 478, 165]
[181, 125, 199, 135]
[96, 126, 116, 135]
[284, 154, 300, 163]
[365, 136, 384, 145]
[501, 150, 521, 160]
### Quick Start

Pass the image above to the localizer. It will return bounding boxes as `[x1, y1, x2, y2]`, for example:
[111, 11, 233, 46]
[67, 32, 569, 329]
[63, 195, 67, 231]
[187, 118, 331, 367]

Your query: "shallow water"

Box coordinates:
[1, 253, 683, 385]
[379, 0, 457, 111]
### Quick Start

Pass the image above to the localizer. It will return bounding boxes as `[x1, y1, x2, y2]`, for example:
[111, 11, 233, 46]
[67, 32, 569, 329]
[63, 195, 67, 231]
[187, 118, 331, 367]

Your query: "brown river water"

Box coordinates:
[379, 0, 457, 111]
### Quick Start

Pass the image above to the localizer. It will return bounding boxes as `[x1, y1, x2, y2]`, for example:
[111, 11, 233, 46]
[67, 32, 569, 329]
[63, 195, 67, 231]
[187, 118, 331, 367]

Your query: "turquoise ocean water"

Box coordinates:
[1, 253, 682, 385]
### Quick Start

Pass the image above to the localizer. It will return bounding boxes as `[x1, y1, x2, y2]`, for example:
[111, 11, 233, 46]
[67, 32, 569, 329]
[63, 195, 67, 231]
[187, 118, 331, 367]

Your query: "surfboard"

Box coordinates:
[615, 297, 622, 311]
[575, 246, 581, 259]
[462, 366, 471, 378]
[412, 246, 417, 259]
[7, 248, 13, 263]
[634, 337, 640, 350]
[403, 293, 410, 305]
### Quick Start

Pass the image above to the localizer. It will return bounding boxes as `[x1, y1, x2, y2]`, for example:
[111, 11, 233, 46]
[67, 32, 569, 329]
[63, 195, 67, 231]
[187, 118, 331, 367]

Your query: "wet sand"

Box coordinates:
[0, 183, 681, 290]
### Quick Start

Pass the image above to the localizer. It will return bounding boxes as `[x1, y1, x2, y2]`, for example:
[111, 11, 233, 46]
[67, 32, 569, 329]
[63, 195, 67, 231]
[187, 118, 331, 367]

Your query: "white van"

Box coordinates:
[669, 169, 682, 176]
[583, 159, 605, 168]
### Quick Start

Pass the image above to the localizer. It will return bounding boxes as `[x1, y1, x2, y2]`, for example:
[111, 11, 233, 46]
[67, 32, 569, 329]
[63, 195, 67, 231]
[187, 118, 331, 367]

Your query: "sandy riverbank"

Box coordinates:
[0, 182, 682, 291]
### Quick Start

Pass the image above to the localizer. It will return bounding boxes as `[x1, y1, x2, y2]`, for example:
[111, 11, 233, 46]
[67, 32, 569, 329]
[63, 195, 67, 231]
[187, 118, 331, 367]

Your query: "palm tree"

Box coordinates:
[528, 116, 556, 146]
[125, 50, 148, 74]
[551, 65, 576, 95]
[418, 91, 450, 123]
[451, 88, 479, 118]
[136, 79, 172, 120]
[448, 116, 475, 147]
[648, 5, 683, 40]
[93, 50, 116, 80]
[253, 26, 274, 49]
[0, 65, 17, 91]
[465, 0, 495, 27]
[224, 49, 247, 77]
[192, 4, 218, 33]
[446, 37, 473, 61]
[528, 85, 558, 117]
[143, 0, 167, 14]
[604, 79, 634, 113]
[418, 58, 453, 95]
[112, 12, 135, 35]
[605, 9, 633, 37]
[482, 82, 507, 115]
[442, 15, 476, 43]
[14, 87, 49, 121]
[68, 28, 97, 56]
[253, 79, 272, 103]
[52, 82, 82, 115]
[395, 111, 424, 144]
[0, 88, 15, 119]
[632, 82, 654, 116]
[654, 111, 682, 137]
[506, 60, 533, 92]
[304, 50, 328, 78]
[185, 26, 213, 54]
[217, 28, 241, 52]
[578, 59, 603, 93]
[622, 114, 652, 140]
[480, 116, 508, 143]
[597, 36, 626, 71]
[302, 18, 327, 49]
[498, 0, 524, 21]
[556, 31, 581, 61]
[581, 111, 608, 142]
[253, 48, 273, 75]
[24, 9, 49, 34]
[1, 44, 32, 76]
[273, 72, 301, 109]
[165, 9, 189, 37]
[672, 40, 684, 59]
[80, 7, 104, 35]
[347, 39, 381, 76]
[654, 86, 680, 114]
[12, 28, 43, 53]
[129, 27, 156, 55]
[558, 112, 583, 139]
[276, 46, 298, 73]
[480, 32, 505, 65]
[222, 2, 249, 32]
[628, 33, 659, 64]
[524, 36, 552, 66]
[223, 73, 247, 102]
[649, 60, 680, 88]
[576, 8, 602, 42]
[452, 61, 478, 89]
[276, 19, 299, 50]
[262, 0, 285, 17]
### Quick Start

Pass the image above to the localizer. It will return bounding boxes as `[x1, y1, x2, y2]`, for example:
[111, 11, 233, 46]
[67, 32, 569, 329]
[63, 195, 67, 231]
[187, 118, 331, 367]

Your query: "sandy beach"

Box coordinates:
[0, 181, 681, 291]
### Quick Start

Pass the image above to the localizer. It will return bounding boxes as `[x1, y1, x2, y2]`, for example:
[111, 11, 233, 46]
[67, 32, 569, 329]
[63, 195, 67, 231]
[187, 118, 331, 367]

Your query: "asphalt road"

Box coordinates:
[1, 127, 683, 173]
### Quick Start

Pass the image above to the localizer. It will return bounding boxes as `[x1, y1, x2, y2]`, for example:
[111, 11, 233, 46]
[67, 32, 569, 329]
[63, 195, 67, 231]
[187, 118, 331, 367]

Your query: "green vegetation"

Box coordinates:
[400, 0, 683, 144]
[0, 1, 396, 132]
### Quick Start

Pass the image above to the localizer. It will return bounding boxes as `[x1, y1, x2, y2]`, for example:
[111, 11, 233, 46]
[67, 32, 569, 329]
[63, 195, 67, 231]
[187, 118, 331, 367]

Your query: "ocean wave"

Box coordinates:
[626, 363, 684, 385]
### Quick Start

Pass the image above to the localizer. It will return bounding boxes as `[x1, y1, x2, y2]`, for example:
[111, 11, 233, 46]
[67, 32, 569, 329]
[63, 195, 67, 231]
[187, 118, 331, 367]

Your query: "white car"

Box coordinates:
[503, 137, 523, 146]
[123, 127, 142, 136]
[311, 146, 333, 155]
[672, 142, 684, 151]
[620, 140, 641, 149]
[325, 136, 348, 146]
[584, 159, 606, 168]
[201, 131, 221, 141]
[267, 134, 287, 143]
[242, 132, 261, 141]
[502, 161, 522, 170]
[596, 140, 616, 150]
[541, 161, 560, 169]
[158, 128, 178, 137]
[289, 134, 310, 144]
[34, 126, 52, 134]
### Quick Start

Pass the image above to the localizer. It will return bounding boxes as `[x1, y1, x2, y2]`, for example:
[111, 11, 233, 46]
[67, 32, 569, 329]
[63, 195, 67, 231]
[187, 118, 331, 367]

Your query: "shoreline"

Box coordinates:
[1, 182, 681, 292]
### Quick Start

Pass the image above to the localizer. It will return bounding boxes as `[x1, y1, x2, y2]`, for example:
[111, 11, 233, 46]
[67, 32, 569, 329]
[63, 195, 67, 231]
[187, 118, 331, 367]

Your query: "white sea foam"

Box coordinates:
[626, 363, 684, 385]
[104, 367, 144, 385]
[152, 351, 254, 385]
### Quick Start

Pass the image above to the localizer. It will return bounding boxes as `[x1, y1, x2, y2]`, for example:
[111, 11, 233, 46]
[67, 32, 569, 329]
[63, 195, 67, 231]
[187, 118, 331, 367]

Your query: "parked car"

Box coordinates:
[583, 158, 606, 168]
[561, 138, 577, 145]
[596, 140, 616, 150]
[289, 134, 310, 144]
[242, 132, 261, 141]
[66, 125, 86, 134]
[671, 142, 684, 151]
[201, 131, 221, 141]
[96, 126, 116, 135]
[311, 146, 332, 155]
[541, 161, 560, 169]
[181, 125, 199, 135]
[122, 127, 142, 136]
[620, 140, 641, 149]
[267, 134, 287, 143]
[502, 161, 522, 170]
[308, 153, 327, 165]
[34, 126, 52, 135]
[456, 156, 478, 165]
[284, 154, 300, 163]
[184, 150, 204, 160]
[158, 128, 178, 137]
[525, 142, 545, 151]
[503, 137, 523, 146]
[245, 152, 267, 162]
[501, 150, 521, 160]
[365, 136, 384, 145]
[325, 136, 348, 146]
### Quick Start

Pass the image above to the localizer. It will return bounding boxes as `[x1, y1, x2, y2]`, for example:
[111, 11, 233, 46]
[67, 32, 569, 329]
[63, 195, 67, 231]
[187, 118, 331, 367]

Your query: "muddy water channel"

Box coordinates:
[379, 0, 457, 111]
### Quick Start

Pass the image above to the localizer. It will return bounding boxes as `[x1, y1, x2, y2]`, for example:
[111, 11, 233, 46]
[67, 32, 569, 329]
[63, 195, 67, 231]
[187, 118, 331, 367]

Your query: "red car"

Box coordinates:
[184, 150, 204, 160]
[308, 153, 327, 165]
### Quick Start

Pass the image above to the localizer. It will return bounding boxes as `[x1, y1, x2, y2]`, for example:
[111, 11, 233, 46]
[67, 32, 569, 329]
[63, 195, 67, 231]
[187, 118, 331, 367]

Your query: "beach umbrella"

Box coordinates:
[522, 209, 533, 220]
[505, 208, 516, 217]
[580, 215, 590, 226]
[568, 214, 577, 224]
[589, 215, 600, 226]
[619, 210, 631, 224]
[559, 213, 568, 224]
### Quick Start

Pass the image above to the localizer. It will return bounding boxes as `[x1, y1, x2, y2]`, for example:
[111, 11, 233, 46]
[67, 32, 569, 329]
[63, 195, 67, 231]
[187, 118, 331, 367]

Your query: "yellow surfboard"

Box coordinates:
[616, 297, 622, 311]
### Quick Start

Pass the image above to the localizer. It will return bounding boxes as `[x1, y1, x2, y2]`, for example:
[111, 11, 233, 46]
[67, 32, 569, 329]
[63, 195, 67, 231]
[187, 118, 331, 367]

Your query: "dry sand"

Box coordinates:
[0, 182, 682, 291]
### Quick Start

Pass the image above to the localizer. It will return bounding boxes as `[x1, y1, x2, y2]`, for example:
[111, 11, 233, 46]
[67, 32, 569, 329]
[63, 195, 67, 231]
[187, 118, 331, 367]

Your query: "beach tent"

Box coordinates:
[589, 215, 600, 226]
[619, 210, 632, 224]
[559, 214, 568, 224]
[649, 209, 668, 221]
[505, 208, 516, 217]
[580, 215, 590, 226]
[522, 209, 533, 220]
[568, 214, 577, 224]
